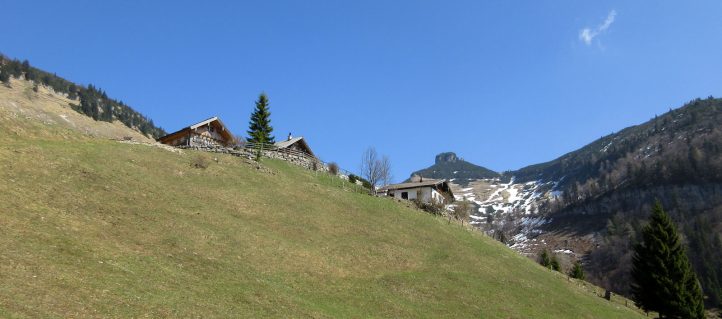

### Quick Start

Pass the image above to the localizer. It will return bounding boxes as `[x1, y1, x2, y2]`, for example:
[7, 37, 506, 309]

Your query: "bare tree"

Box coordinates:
[231, 134, 246, 148]
[361, 147, 382, 192]
[453, 197, 471, 226]
[379, 155, 392, 187]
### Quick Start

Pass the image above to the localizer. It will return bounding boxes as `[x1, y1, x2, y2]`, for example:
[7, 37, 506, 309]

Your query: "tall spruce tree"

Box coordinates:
[631, 202, 705, 319]
[247, 93, 275, 144]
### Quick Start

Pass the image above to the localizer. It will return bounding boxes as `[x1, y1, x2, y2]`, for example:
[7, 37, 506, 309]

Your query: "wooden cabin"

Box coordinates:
[273, 134, 317, 159]
[379, 175, 454, 205]
[158, 117, 234, 147]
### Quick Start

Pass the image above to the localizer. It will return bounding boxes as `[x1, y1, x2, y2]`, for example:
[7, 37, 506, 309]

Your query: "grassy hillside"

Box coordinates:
[0, 78, 154, 142]
[0, 116, 644, 318]
[1, 54, 166, 138]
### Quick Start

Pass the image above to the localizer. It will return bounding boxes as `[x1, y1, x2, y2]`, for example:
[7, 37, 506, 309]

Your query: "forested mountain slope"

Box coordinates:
[509, 97, 722, 307]
[0, 53, 165, 138]
[404, 98, 722, 310]
[0, 77, 155, 142]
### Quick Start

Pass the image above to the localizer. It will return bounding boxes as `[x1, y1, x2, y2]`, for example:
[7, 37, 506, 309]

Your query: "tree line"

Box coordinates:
[0, 53, 166, 138]
[538, 201, 709, 318]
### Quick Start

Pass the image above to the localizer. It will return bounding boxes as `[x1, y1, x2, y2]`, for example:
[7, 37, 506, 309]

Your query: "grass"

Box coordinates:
[0, 116, 646, 318]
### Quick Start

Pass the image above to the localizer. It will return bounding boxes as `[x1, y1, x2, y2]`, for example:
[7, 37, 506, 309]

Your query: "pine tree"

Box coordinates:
[498, 232, 507, 244]
[247, 93, 275, 144]
[686, 216, 722, 308]
[21, 59, 30, 73]
[539, 249, 551, 268]
[0, 69, 10, 86]
[631, 201, 705, 319]
[570, 261, 585, 280]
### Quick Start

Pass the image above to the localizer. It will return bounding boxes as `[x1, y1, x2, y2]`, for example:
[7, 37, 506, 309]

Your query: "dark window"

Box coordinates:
[401, 192, 408, 200]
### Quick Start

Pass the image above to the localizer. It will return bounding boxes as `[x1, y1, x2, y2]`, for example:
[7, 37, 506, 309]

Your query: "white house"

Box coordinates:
[379, 175, 454, 205]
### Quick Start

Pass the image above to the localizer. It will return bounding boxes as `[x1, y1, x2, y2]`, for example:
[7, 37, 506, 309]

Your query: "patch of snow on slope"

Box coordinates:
[506, 187, 520, 203]
[463, 175, 568, 254]
[601, 141, 613, 153]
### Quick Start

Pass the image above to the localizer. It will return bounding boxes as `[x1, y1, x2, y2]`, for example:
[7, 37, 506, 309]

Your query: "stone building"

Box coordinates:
[157, 117, 234, 147]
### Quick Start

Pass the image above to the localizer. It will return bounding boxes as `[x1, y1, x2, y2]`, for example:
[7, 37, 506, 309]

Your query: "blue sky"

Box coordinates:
[3, 1, 722, 181]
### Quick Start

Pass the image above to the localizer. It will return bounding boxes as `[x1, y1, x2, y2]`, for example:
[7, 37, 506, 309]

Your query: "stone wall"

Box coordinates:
[179, 145, 326, 171]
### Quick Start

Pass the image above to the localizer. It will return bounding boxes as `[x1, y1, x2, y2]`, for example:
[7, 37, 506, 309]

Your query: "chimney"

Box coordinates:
[288, 132, 293, 141]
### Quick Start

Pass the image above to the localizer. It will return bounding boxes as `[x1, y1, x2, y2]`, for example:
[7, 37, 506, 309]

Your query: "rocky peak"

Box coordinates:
[435, 152, 458, 164]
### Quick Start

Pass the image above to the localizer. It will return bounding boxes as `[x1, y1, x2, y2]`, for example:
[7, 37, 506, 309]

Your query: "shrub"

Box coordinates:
[550, 254, 561, 272]
[569, 261, 585, 280]
[348, 174, 372, 189]
[191, 154, 211, 169]
[0, 70, 10, 86]
[414, 199, 445, 216]
[539, 249, 551, 268]
[328, 162, 339, 175]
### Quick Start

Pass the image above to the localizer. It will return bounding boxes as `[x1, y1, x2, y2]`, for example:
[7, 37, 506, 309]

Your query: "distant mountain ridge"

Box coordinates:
[407, 152, 500, 185]
[508, 97, 722, 190]
[404, 97, 722, 309]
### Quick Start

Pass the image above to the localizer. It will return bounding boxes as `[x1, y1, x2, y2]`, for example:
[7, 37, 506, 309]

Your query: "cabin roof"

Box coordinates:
[189, 116, 226, 130]
[379, 179, 447, 191]
[274, 136, 316, 158]
[158, 116, 233, 144]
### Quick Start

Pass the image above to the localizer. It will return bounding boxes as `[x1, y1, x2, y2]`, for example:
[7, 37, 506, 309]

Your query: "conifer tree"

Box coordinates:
[0, 69, 10, 86]
[686, 216, 722, 308]
[247, 93, 275, 144]
[570, 261, 585, 280]
[498, 232, 507, 244]
[631, 202, 705, 319]
[539, 249, 551, 268]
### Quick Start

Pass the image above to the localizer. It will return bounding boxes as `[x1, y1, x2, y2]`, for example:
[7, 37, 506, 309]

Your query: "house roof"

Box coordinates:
[274, 136, 316, 158]
[379, 179, 447, 191]
[380, 178, 455, 201]
[189, 116, 227, 130]
[274, 136, 304, 148]
[158, 116, 234, 144]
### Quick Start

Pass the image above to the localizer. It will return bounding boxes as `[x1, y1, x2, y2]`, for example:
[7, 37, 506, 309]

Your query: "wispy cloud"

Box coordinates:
[579, 10, 617, 46]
